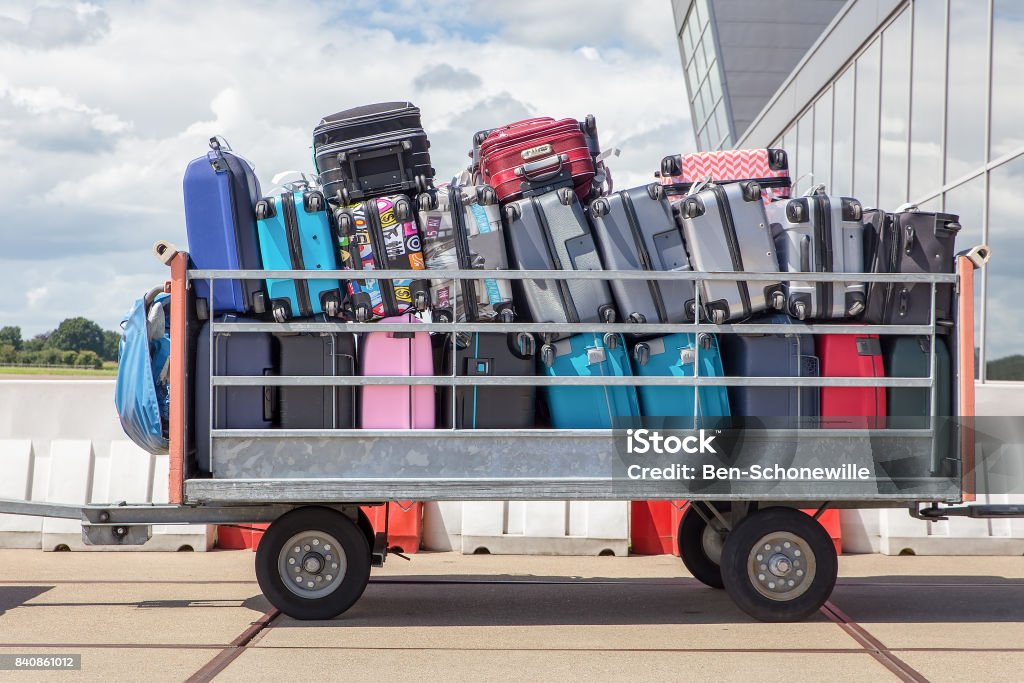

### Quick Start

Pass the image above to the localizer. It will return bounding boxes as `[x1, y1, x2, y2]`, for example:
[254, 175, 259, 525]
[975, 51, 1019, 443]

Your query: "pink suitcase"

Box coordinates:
[658, 148, 791, 203]
[359, 314, 435, 429]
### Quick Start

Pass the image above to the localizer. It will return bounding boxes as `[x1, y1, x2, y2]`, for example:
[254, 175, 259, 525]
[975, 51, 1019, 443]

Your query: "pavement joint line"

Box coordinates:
[248, 645, 876, 653]
[821, 601, 930, 683]
[184, 608, 280, 683]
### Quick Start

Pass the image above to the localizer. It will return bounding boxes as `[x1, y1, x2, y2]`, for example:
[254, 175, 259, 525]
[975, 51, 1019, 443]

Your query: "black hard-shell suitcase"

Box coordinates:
[718, 313, 820, 424]
[194, 316, 274, 473]
[862, 208, 961, 324]
[674, 181, 786, 323]
[588, 183, 696, 324]
[503, 186, 617, 337]
[275, 331, 356, 429]
[313, 102, 434, 205]
[433, 332, 537, 429]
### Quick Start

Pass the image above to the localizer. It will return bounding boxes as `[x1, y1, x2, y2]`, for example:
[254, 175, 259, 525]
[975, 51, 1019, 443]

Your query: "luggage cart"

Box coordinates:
[2, 244, 1015, 623]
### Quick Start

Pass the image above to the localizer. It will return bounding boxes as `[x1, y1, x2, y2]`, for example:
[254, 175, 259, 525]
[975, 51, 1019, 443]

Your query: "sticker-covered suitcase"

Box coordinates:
[766, 188, 867, 321]
[434, 332, 536, 429]
[589, 183, 696, 325]
[194, 316, 273, 473]
[718, 313, 819, 424]
[275, 330, 356, 429]
[359, 314, 434, 429]
[183, 137, 264, 315]
[418, 183, 515, 322]
[631, 333, 730, 422]
[255, 188, 343, 322]
[659, 148, 791, 203]
[674, 181, 786, 323]
[862, 208, 961, 325]
[313, 102, 434, 205]
[335, 194, 429, 321]
[478, 116, 597, 203]
[503, 186, 617, 335]
[819, 333, 885, 429]
[542, 333, 640, 429]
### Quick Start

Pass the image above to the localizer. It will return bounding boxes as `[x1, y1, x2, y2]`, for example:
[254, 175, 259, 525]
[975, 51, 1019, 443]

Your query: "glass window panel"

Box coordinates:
[943, 176, 985, 377]
[693, 85, 706, 127]
[985, 155, 1024, 378]
[681, 23, 693, 62]
[702, 27, 717, 67]
[716, 103, 730, 145]
[694, 35, 707, 78]
[990, 1, 1024, 158]
[945, 0, 988, 181]
[687, 58, 701, 101]
[698, 126, 711, 151]
[696, 0, 710, 29]
[795, 111, 814, 195]
[700, 82, 714, 124]
[854, 39, 881, 207]
[782, 128, 796, 171]
[685, 12, 700, 60]
[721, 134, 733, 150]
[813, 89, 833, 193]
[909, 0, 946, 200]
[832, 68, 855, 196]
[879, 9, 911, 210]
[707, 60, 722, 104]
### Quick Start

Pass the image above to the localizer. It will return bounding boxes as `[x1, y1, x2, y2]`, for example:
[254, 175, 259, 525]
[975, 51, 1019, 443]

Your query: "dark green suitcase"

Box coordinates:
[882, 335, 952, 478]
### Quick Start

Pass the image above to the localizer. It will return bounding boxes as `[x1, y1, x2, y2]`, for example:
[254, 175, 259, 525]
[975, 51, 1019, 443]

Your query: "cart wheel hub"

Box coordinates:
[768, 554, 792, 577]
[747, 531, 815, 602]
[302, 554, 325, 574]
[278, 530, 347, 599]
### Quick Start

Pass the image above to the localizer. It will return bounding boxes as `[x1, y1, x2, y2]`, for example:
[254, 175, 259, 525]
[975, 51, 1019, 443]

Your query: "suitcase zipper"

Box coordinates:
[364, 199, 399, 316]
[710, 185, 750, 316]
[621, 192, 667, 323]
[812, 194, 833, 318]
[881, 214, 901, 319]
[282, 192, 312, 317]
[449, 187, 480, 321]
[530, 196, 579, 323]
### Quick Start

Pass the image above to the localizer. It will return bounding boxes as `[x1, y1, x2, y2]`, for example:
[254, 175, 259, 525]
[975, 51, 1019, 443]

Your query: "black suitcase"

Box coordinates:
[588, 183, 696, 324]
[194, 316, 274, 473]
[862, 208, 961, 324]
[313, 102, 434, 205]
[718, 313, 820, 424]
[433, 332, 537, 429]
[275, 331, 357, 429]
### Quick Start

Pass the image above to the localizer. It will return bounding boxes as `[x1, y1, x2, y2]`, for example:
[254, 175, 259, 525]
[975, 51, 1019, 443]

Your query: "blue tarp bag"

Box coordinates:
[115, 287, 172, 454]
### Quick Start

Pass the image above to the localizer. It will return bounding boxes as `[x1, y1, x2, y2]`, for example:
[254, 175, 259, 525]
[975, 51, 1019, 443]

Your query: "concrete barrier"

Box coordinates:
[0, 380, 212, 551]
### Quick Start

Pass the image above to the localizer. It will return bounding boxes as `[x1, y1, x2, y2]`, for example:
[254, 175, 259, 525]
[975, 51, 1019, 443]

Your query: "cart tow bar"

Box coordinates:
[911, 502, 1024, 521]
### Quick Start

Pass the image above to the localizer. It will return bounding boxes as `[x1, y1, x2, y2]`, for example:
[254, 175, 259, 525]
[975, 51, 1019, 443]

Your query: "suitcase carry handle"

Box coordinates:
[515, 154, 568, 182]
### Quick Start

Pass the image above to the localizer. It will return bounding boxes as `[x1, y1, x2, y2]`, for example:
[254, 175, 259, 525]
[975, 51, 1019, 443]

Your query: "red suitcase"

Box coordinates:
[659, 148, 791, 203]
[819, 333, 886, 429]
[478, 117, 596, 203]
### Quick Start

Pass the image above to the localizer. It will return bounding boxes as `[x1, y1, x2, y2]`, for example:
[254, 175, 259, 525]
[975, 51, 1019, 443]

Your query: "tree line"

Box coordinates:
[0, 319, 119, 369]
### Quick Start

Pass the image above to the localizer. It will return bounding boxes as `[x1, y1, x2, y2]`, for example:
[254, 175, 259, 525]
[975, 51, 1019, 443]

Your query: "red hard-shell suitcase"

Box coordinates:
[659, 148, 791, 203]
[819, 333, 886, 429]
[478, 117, 595, 202]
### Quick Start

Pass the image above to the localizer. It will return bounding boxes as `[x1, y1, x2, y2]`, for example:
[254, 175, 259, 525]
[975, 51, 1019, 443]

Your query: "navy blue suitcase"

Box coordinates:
[194, 316, 274, 473]
[718, 313, 819, 424]
[183, 137, 264, 316]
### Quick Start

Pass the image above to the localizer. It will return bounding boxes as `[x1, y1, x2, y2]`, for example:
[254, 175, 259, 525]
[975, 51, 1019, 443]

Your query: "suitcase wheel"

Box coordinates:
[355, 306, 370, 323]
[740, 181, 762, 203]
[305, 192, 324, 213]
[540, 344, 556, 368]
[698, 333, 713, 351]
[324, 298, 340, 318]
[590, 198, 609, 218]
[772, 291, 786, 311]
[711, 308, 727, 325]
[195, 298, 209, 321]
[583, 114, 597, 136]
[601, 306, 617, 323]
[628, 312, 646, 324]
[418, 192, 437, 212]
[646, 183, 664, 201]
[255, 199, 271, 221]
[792, 301, 807, 320]
[602, 333, 619, 350]
[499, 308, 515, 323]
[335, 210, 354, 233]
[504, 204, 522, 223]
[633, 343, 650, 367]
[252, 292, 266, 315]
[414, 291, 428, 311]
[395, 198, 413, 222]
[415, 174, 429, 194]
[338, 187, 351, 206]
[479, 185, 497, 206]
[272, 304, 288, 323]
[660, 155, 682, 178]
[847, 299, 866, 317]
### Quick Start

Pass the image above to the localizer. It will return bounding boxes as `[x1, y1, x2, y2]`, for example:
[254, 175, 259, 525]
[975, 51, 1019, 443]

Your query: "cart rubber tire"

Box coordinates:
[255, 506, 371, 620]
[720, 507, 837, 623]
[678, 503, 730, 589]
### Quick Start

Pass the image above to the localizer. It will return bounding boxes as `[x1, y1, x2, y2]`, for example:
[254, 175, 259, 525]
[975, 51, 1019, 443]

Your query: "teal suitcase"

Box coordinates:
[631, 333, 730, 424]
[542, 333, 640, 429]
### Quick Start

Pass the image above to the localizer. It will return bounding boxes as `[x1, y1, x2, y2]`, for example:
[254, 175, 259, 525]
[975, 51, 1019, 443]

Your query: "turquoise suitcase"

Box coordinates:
[541, 333, 641, 429]
[632, 333, 730, 424]
[255, 189, 343, 321]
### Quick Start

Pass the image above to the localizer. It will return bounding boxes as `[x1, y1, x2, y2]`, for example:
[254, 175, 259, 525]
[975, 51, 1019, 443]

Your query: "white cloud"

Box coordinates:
[0, 0, 693, 336]
[0, 2, 110, 50]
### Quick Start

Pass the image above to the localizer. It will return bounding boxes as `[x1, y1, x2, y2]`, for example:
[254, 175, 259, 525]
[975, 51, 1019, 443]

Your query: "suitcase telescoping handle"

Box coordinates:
[514, 154, 569, 182]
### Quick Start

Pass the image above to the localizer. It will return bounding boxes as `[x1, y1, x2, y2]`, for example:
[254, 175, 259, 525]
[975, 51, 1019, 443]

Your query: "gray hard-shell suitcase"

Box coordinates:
[503, 186, 617, 335]
[275, 331, 356, 429]
[766, 187, 867, 320]
[862, 208, 961, 325]
[673, 181, 785, 323]
[418, 183, 515, 322]
[588, 183, 696, 324]
[194, 316, 273, 473]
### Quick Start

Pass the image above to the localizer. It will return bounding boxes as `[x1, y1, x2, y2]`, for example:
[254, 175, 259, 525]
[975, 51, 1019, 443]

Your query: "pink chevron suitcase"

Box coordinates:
[359, 313, 435, 429]
[659, 148, 791, 203]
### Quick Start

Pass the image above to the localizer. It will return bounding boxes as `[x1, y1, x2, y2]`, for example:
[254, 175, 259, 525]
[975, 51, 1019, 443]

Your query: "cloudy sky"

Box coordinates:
[0, 0, 692, 336]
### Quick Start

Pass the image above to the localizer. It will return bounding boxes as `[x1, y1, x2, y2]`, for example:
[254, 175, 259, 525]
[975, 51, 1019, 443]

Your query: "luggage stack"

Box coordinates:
[175, 99, 966, 475]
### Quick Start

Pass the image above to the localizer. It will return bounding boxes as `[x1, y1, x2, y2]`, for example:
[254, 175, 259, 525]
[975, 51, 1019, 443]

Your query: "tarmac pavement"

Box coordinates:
[0, 550, 1021, 682]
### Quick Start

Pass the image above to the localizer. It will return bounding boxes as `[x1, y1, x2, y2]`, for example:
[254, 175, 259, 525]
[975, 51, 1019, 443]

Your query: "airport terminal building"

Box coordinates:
[671, 0, 1024, 384]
